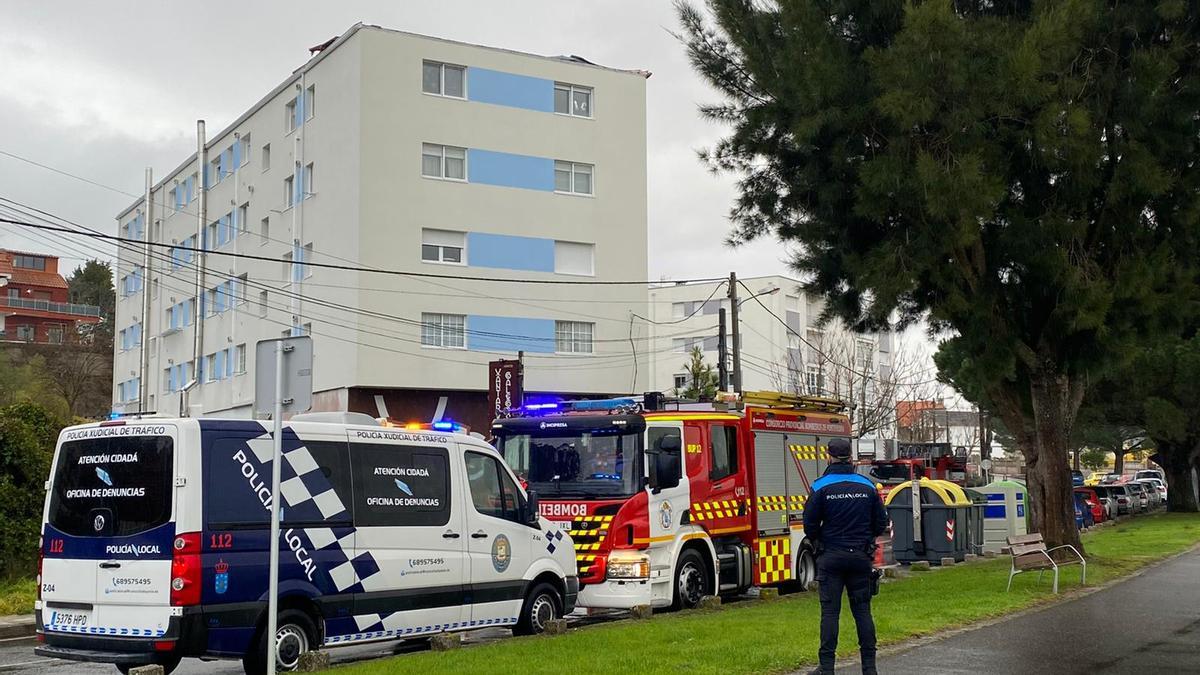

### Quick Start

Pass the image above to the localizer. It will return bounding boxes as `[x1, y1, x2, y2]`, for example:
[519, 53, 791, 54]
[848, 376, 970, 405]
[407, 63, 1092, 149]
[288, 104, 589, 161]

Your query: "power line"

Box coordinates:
[0, 216, 726, 287]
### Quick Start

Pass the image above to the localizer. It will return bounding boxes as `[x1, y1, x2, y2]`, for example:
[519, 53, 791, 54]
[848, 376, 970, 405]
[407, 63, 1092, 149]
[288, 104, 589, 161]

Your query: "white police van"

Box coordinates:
[35, 414, 576, 674]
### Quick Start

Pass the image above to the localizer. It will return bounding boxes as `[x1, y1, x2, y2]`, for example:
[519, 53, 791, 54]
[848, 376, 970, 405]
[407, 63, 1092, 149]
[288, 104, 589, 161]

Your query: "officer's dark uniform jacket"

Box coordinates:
[802, 463, 889, 552]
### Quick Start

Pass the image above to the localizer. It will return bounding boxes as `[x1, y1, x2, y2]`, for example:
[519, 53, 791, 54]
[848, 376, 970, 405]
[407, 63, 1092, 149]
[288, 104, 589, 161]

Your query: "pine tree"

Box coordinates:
[678, 1, 1200, 548]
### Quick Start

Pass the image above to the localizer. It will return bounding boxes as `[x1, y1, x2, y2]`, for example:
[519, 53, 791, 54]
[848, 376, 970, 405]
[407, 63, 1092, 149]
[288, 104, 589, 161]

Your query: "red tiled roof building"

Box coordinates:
[0, 249, 102, 344]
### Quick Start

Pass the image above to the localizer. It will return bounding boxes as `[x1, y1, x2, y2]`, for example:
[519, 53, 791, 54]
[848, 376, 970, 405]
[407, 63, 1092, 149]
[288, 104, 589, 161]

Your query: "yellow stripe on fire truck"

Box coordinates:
[690, 498, 752, 521]
[756, 494, 810, 512]
[757, 537, 793, 584]
[789, 444, 831, 461]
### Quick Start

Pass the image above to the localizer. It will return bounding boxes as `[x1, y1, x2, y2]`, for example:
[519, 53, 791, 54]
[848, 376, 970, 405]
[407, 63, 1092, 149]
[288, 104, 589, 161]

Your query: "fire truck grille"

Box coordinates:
[569, 515, 614, 572]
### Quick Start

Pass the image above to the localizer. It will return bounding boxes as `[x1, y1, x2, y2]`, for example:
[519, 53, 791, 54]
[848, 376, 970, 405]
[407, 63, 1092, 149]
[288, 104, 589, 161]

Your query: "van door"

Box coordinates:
[41, 425, 177, 638]
[347, 433, 466, 640]
[462, 449, 532, 628]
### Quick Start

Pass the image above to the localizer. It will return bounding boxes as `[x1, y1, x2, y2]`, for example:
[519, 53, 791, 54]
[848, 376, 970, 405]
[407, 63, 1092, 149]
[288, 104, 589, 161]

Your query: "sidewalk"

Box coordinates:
[0, 614, 34, 640]
[860, 548, 1200, 674]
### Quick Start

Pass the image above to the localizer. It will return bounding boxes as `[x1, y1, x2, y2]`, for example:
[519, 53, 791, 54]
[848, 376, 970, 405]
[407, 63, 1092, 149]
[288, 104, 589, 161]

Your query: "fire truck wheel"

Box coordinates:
[514, 582, 562, 636]
[795, 546, 817, 590]
[671, 548, 710, 610]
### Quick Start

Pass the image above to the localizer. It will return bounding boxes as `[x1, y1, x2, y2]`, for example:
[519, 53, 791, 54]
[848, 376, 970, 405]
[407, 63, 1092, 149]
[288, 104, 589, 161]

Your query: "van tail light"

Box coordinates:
[170, 532, 202, 607]
[36, 545, 43, 601]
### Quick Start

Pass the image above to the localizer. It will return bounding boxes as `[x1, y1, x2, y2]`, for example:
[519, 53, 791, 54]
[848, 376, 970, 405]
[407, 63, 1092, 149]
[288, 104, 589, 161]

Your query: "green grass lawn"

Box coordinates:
[331, 513, 1200, 675]
[0, 578, 35, 616]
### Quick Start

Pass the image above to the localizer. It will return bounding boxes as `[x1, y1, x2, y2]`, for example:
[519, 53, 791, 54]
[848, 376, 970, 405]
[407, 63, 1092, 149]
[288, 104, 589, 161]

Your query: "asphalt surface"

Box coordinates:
[872, 548, 1200, 674]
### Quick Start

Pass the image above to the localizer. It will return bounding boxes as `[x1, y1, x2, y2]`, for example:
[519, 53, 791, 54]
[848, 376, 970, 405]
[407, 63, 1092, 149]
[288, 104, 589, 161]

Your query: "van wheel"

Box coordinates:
[513, 582, 562, 636]
[243, 609, 317, 675]
[117, 658, 180, 675]
[671, 548, 710, 610]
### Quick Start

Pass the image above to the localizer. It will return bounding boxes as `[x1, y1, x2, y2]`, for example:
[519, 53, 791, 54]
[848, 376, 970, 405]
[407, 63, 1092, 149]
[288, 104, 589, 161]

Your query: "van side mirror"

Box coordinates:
[524, 489, 541, 527]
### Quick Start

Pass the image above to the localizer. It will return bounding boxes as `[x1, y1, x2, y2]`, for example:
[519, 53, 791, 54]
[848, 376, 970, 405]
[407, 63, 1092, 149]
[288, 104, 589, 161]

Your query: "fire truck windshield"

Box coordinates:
[498, 430, 644, 498]
[869, 462, 916, 483]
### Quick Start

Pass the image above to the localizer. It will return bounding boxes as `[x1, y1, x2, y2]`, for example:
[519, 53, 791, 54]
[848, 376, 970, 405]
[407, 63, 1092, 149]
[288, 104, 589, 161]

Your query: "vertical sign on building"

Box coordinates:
[488, 359, 523, 421]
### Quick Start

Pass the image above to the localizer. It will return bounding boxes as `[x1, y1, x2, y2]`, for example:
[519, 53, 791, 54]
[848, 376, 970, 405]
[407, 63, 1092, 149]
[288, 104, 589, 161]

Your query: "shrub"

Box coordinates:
[0, 402, 63, 579]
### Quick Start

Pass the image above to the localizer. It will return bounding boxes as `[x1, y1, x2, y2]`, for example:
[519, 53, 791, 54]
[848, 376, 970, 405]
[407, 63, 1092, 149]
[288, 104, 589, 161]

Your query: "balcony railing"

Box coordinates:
[0, 296, 102, 317]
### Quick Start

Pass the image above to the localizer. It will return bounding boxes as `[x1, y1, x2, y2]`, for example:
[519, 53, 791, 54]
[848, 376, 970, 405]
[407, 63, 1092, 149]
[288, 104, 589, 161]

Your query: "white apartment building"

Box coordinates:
[112, 23, 650, 429]
[648, 275, 897, 435]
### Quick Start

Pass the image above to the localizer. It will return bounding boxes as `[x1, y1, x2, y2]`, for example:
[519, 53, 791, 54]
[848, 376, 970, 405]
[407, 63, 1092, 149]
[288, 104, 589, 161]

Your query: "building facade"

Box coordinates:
[648, 275, 897, 437]
[112, 24, 650, 429]
[0, 249, 101, 344]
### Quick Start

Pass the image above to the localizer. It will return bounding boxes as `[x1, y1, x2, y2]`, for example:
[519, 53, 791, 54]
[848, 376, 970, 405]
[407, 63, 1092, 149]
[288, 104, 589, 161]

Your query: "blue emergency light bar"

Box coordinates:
[515, 397, 640, 416]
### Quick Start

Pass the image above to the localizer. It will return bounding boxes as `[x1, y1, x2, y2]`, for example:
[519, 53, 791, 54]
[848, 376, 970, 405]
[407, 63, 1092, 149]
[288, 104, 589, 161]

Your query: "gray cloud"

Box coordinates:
[0, 1, 791, 280]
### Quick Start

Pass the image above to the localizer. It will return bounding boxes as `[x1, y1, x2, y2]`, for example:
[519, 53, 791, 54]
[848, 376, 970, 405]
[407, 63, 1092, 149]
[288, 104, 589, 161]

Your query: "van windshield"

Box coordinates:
[47, 436, 174, 537]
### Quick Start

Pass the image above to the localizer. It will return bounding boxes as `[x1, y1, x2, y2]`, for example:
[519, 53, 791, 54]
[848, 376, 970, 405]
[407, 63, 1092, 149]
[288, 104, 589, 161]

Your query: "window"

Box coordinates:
[856, 339, 873, 368]
[285, 99, 297, 133]
[12, 255, 46, 271]
[206, 222, 217, 250]
[421, 229, 465, 264]
[422, 61, 466, 98]
[351, 444, 450, 527]
[261, 143, 271, 171]
[258, 290, 269, 317]
[47, 436, 172, 537]
[205, 353, 218, 382]
[304, 85, 315, 121]
[238, 134, 251, 167]
[465, 452, 521, 523]
[302, 243, 313, 278]
[47, 325, 64, 344]
[421, 313, 465, 348]
[301, 322, 312, 336]
[554, 83, 593, 117]
[672, 302, 686, 319]
[282, 251, 293, 281]
[555, 321, 594, 354]
[673, 374, 687, 390]
[168, 187, 178, 212]
[805, 365, 824, 395]
[234, 344, 247, 373]
[554, 161, 593, 195]
[15, 325, 34, 341]
[238, 203, 249, 233]
[421, 143, 466, 180]
[151, 277, 159, 299]
[710, 425, 738, 480]
[284, 175, 295, 208]
[302, 163, 314, 199]
[235, 274, 248, 305]
[259, 216, 270, 245]
[554, 241, 594, 276]
[209, 156, 222, 186]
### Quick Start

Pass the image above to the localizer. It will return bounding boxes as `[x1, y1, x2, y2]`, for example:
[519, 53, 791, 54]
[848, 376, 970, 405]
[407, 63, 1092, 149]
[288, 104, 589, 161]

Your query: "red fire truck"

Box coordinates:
[490, 391, 850, 610]
[860, 443, 969, 498]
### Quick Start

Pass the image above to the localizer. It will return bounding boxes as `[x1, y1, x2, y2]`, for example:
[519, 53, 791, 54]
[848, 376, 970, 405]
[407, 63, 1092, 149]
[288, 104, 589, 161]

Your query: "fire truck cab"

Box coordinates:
[491, 391, 851, 610]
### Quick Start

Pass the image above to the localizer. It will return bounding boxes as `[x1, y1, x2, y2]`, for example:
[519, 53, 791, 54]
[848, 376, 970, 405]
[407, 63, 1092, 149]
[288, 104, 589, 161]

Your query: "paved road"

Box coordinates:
[874, 549, 1200, 674]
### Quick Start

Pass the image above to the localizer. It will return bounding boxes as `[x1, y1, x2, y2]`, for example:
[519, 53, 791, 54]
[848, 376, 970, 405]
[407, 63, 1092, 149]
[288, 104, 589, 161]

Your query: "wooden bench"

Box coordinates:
[1005, 533, 1085, 594]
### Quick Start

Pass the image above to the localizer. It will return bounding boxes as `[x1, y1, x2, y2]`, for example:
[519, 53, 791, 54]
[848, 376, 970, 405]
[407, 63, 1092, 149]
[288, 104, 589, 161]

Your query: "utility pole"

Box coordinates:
[717, 307, 728, 391]
[138, 167, 153, 412]
[728, 272, 742, 394]
[185, 120, 207, 416]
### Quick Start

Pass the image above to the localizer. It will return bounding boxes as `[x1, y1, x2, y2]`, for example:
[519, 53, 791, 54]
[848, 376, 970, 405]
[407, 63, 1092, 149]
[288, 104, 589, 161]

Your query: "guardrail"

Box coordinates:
[0, 296, 102, 317]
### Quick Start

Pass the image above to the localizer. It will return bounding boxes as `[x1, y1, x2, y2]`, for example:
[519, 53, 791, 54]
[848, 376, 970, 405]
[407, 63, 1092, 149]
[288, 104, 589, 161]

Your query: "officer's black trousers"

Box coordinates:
[816, 548, 876, 673]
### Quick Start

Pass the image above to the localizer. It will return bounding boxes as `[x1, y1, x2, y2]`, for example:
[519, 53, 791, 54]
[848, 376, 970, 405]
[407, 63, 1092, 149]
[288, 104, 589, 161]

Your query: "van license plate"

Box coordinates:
[48, 610, 91, 629]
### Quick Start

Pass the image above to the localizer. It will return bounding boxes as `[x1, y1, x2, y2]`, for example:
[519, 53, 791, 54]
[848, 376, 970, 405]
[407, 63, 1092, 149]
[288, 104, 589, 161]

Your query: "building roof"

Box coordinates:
[118, 22, 650, 219]
[0, 249, 68, 289]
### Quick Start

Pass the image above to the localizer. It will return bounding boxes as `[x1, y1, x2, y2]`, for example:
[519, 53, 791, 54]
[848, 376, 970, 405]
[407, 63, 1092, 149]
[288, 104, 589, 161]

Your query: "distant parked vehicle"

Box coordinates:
[1127, 482, 1150, 512]
[1143, 477, 1168, 502]
[1134, 479, 1162, 509]
[1091, 485, 1120, 520]
[1071, 470, 1085, 487]
[1099, 473, 1123, 485]
[1136, 469, 1165, 483]
[1105, 484, 1133, 515]
[1074, 487, 1107, 524]
[1074, 491, 1094, 529]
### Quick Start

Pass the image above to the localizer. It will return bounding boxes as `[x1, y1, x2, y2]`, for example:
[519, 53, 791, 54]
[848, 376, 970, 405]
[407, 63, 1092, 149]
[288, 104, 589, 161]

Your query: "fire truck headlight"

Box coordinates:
[606, 552, 650, 580]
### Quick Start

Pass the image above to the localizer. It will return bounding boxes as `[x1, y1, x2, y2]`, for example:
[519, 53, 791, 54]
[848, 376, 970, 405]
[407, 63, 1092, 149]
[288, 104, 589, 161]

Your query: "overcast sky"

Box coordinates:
[0, 0, 794, 280]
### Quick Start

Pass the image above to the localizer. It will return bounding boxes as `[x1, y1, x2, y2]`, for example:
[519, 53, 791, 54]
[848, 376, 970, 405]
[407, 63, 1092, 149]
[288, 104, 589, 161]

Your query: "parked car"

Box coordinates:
[1134, 479, 1162, 509]
[1143, 477, 1168, 502]
[1136, 468, 1165, 482]
[1071, 470, 1085, 487]
[1074, 491, 1095, 529]
[1075, 487, 1107, 524]
[1100, 473, 1123, 485]
[1127, 482, 1150, 512]
[1105, 484, 1133, 515]
[1091, 485, 1120, 520]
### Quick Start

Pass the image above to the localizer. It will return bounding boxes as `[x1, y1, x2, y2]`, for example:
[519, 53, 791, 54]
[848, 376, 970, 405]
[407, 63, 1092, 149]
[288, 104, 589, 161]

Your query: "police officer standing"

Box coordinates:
[803, 438, 889, 674]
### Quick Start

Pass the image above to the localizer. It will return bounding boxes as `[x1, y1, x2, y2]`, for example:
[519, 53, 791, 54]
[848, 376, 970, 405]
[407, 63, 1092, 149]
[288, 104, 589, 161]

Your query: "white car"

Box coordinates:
[36, 414, 577, 674]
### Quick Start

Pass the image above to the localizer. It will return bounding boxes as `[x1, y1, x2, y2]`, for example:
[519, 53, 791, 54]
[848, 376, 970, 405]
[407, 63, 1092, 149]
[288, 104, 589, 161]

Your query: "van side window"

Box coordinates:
[351, 444, 450, 527]
[710, 425, 738, 481]
[205, 437, 352, 528]
[465, 452, 521, 523]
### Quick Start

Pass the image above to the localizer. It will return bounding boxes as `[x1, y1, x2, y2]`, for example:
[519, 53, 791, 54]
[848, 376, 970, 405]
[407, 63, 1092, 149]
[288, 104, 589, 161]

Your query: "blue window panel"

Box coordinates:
[226, 348, 235, 378]
[184, 176, 194, 202]
[168, 367, 177, 392]
[231, 141, 242, 169]
[467, 68, 554, 112]
[466, 316, 556, 354]
[221, 148, 233, 178]
[467, 149, 554, 191]
[466, 232, 554, 272]
[214, 351, 225, 381]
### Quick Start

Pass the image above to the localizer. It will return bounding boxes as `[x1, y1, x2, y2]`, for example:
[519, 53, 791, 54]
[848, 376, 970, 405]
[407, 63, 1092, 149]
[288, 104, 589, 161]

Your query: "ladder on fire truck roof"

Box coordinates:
[740, 390, 847, 414]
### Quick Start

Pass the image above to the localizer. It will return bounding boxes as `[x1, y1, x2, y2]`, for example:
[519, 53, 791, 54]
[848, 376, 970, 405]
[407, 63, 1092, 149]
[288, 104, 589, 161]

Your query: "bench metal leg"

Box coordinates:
[1052, 565, 1060, 594]
[1007, 568, 1018, 592]
[1080, 560, 1086, 586]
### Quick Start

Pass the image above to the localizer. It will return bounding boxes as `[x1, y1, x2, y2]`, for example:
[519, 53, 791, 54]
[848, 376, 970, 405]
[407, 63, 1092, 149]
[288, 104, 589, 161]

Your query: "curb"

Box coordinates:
[0, 615, 36, 640]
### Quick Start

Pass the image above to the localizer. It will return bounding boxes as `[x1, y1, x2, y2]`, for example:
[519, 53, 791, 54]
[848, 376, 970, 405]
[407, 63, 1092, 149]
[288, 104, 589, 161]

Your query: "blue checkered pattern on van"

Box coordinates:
[324, 616, 518, 645]
[45, 624, 166, 637]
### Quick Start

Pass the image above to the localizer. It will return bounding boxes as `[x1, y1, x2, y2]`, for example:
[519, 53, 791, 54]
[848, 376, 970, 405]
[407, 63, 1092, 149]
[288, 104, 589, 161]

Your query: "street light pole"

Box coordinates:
[728, 272, 742, 394]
